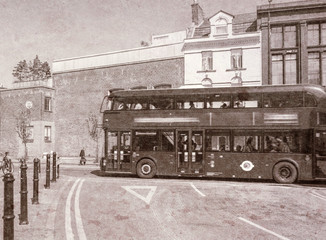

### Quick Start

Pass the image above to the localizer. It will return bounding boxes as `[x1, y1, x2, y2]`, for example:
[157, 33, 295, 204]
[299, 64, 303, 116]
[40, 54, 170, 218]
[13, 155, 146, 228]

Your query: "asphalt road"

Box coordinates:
[1, 164, 326, 240]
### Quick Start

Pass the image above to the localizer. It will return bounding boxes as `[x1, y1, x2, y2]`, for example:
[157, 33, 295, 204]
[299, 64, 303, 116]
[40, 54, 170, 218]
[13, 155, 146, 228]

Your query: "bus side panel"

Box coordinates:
[132, 152, 177, 176]
[205, 153, 313, 181]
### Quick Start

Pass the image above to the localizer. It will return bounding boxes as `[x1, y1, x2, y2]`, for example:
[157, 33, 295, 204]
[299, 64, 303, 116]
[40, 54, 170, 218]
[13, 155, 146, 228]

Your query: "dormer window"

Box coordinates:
[209, 11, 233, 38]
[215, 18, 228, 35]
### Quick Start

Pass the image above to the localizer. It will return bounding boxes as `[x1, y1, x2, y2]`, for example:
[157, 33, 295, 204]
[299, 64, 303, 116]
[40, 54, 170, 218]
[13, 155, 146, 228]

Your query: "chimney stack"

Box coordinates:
[191, 0, 204, 26]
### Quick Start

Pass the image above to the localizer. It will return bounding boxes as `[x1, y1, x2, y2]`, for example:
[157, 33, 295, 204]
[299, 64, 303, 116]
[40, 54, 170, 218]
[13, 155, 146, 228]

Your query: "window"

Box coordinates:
[162, 131, 175, 151]
[308, 52, 321, 85]
[44, 97, 52, 112]
[264, 130, 311, 153]
[206, 94, 231, 109]
[285, 54, 297, 84]
[233, 131, 261, 153]
[271, 25, 297, 49]
[233, 93, 261, 108]
[44, 126, 51, 142]
[307, 52, 326, 86]
[263, 92, 303, 108]
[284, 26, 297, 48]
[206, 130, 230, 152]
[231, 49, 243, 70]
[108, 132, 118, 153]
[215, 18, 228, 35]
[176, 96, 205, 109]
[148, 97, 174, 110]
[308, 24, 320, 46]
[133, 130, 175, 152]
[202, 51, 213, 71]
[271, 54, 297, 85]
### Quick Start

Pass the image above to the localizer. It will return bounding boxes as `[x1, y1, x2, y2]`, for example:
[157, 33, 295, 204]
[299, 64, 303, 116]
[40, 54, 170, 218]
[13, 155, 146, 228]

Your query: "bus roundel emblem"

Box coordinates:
[240, 161, 254, 171]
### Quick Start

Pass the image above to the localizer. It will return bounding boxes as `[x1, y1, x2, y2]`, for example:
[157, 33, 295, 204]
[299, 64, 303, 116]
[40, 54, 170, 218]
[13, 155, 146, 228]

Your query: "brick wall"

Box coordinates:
[0, 87, 55, 159]
[53, 58, 184, 157]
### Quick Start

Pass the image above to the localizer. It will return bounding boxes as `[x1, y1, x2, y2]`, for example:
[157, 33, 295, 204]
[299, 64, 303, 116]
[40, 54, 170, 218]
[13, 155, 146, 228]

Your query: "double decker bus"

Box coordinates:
[100, 84, 326, 184]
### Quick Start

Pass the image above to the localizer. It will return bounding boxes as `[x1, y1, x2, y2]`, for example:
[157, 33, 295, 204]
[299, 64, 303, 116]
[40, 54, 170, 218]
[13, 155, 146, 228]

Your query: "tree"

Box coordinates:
[12, 55, 51, 81]
[16, 109, 32, 161]
[86, 113, 102, 163]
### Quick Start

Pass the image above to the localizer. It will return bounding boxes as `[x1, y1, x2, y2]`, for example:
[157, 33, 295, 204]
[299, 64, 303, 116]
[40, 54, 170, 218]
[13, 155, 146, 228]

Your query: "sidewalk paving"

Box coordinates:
[0, 162, 97, 239]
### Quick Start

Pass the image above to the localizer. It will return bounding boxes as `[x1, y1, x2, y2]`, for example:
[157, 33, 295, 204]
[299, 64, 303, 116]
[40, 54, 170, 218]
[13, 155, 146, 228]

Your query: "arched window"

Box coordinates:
[215, 18, 228, 35]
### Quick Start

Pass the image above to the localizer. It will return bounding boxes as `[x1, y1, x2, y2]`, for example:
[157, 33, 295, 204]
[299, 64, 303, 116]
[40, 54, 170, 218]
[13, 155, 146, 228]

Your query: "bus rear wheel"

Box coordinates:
[136, 159, 156, 179]
[273, 161, 297, 184]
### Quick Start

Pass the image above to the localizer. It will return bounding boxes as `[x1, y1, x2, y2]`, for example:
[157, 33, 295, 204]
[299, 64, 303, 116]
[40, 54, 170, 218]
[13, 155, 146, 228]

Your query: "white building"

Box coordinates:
[182, 3, 261, 88]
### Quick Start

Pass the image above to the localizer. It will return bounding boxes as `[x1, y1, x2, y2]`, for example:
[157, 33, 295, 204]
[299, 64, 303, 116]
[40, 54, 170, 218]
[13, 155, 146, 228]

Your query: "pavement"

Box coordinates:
[0, 158, 99, 240]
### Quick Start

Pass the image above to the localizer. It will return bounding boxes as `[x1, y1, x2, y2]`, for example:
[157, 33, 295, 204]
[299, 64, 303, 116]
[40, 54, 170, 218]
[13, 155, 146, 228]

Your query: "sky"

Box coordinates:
[0, 0, 301, 87]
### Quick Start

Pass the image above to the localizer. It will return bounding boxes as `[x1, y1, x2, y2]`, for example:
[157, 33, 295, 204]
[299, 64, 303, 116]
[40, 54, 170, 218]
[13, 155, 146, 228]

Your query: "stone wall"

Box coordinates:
[53, 58, 184, 157]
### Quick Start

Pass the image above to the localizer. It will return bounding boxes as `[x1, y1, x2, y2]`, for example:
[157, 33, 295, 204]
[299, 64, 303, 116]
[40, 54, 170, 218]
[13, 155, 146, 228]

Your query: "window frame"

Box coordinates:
[44, 125, 51, 142]
[44, 97, 52, 112]
[201, 51, 214, 71]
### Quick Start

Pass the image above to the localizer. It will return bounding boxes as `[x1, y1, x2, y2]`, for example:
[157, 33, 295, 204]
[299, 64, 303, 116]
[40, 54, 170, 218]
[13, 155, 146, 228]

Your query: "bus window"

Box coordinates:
[264, 130, 311, 153]
[233, 131, 260, 152]
[133, 131, 158, 151]
[233, 93, 261, 108]
[206, 94, 231, 109]
[112, 98, 132, 111]
[130, 99, 148, 110]
[304, 92, 317, 107]
[149, 98, 174, 110]
[192, 131, 203, 151]
[206, 130, 230, 151]
[183, 101, 204, 109]
[176, 96, 204, 109]
[316, 131, 326, 155]
[100, 96, 113, 112]
[162, 131, 175, 151]
[108, 132, 118, 153]
[263, 92, 303, 108]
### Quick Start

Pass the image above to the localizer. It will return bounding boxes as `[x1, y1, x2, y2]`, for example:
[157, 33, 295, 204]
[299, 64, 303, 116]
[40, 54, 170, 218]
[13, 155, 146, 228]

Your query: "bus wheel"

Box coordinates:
[273, 162, 297, 184]
[137, 159, 156, 179]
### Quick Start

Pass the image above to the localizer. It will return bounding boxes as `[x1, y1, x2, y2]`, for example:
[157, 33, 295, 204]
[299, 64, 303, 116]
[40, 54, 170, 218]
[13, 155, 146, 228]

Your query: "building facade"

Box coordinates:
[0, 79, 55, 158]
[258, 0, 326, 86]
[183, 2, 261, 88]
[2, 1, 326, 159]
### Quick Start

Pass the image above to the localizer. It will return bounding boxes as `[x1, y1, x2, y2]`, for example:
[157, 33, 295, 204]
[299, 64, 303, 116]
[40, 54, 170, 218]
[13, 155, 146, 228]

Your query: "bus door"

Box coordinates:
[314, 130, 326, 179]
[107, 131, 131, 172]
[119, 132, 131, 172]
[177, 130, 204, 174]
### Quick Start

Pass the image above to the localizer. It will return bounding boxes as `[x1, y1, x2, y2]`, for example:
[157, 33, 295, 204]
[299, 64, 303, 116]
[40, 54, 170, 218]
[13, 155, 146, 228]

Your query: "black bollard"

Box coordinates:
[57, 164, 60, 179]
[44, 154, 50, 189]
[51, 152, 57, 182]
[38, 157, 41, 173]
[3, 173, 15, 240]
[19, 159, 29, 225]
[31, 158, 40, 204]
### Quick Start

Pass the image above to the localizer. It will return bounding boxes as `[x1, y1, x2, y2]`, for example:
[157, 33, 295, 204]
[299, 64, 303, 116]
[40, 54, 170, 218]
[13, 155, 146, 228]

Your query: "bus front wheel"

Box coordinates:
[273, 161, 297, 184]
[136, 159, 156, 179]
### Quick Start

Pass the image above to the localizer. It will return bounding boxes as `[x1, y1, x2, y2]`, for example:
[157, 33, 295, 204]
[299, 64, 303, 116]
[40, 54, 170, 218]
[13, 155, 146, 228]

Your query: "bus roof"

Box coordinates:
[109, 84, 326, 99]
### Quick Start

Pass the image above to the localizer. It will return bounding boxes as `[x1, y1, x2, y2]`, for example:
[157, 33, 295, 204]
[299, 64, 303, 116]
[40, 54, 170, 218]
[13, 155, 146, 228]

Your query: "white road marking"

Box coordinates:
[122, 186, 157, 204]
[310, 191, 326, 201]
[65, 178, 80, 240]
[75, 179, 87, 240]
[44, 179, 72, 240]
[238, 217, 290, 240]
[190, 182, 206, 197]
